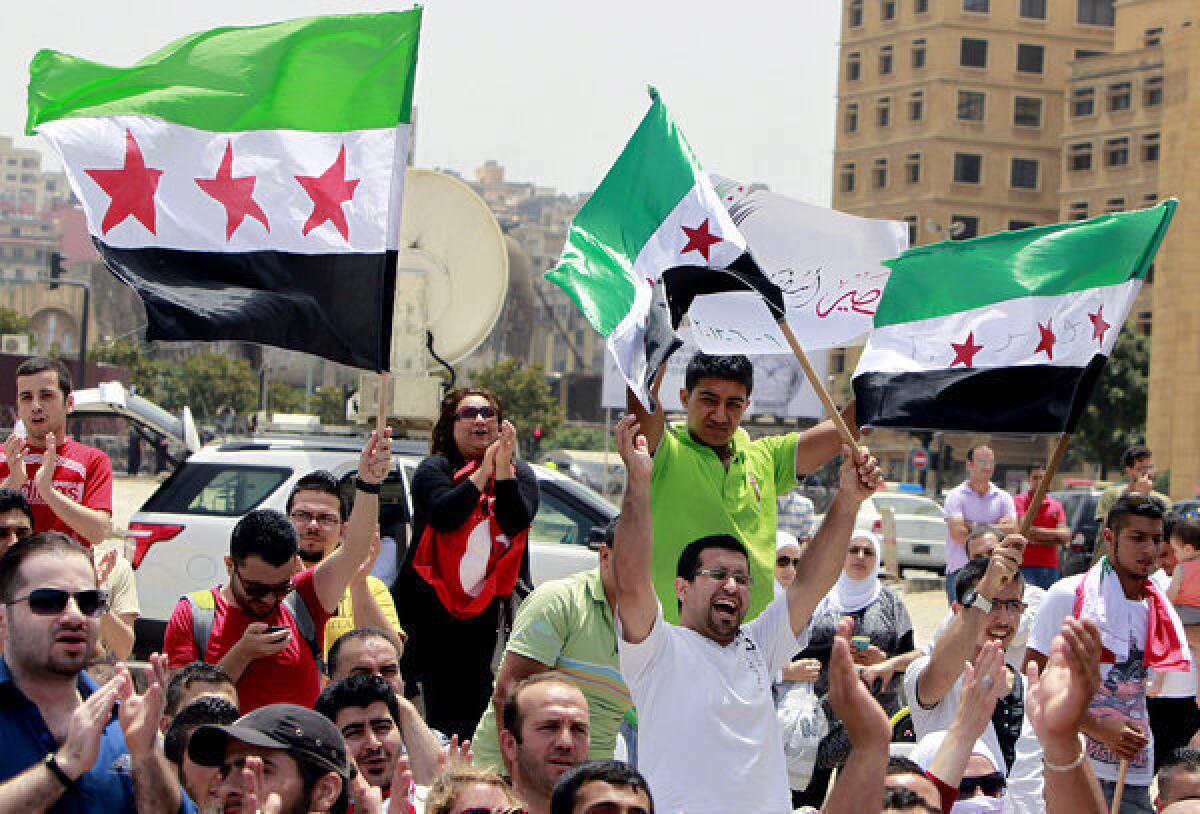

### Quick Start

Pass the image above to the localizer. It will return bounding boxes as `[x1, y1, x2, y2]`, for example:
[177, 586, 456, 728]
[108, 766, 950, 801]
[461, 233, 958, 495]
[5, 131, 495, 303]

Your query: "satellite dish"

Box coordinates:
[396, 169, 508, 369]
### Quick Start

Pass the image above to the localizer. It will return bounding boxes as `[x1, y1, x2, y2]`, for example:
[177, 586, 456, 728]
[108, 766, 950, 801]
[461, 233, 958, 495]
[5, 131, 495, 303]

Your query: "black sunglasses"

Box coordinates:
[233, 565, 293, 599]
[6, 587, 110, 617]
[455, 405, 497, 421]
[959, 772, 1005, 797]
[776, 555, 802, 568]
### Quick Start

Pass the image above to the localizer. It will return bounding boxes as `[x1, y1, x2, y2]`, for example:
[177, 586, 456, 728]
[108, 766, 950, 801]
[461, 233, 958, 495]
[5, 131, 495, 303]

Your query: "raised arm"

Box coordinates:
[624, 363, 667, 453]
[32, 434, 111, 545]
[613, 415, 658, 644]
[315, 429, 392, 614]
[925, 641, 1006, 789]
[794, 400, 859, 479]
[786, 445, 882, 636]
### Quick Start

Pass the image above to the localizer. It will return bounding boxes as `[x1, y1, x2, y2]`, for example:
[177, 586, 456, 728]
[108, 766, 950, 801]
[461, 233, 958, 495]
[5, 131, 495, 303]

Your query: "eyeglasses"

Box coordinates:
[0, 524, 32, 540]
[455, 405, 497, 421]
[959, 772, 1005, 797]
[289, 510, 341, 528]
[776, 555, 802, 568]
[990, 599, 1027, 614]
[847, 546, 877, 558]
[6, 587, 110, 617]
[233, 565, 294, 600]
[694, 567, 755, 587]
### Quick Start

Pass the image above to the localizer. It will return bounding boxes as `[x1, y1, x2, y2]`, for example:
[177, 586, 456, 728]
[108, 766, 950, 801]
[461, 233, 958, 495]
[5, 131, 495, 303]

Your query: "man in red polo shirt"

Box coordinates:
[1013, 463, 1070, 590]
[1, 357, 111, 546]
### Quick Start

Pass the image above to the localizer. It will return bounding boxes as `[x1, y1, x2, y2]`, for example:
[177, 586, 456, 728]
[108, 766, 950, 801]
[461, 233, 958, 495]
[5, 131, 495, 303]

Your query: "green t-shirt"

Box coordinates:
[471, 569, 631, 771]
[651, 423, 799, 624]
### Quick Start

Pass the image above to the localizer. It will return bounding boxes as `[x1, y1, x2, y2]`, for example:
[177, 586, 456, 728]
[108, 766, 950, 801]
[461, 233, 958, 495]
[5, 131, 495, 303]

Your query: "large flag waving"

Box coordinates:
[26, 10, 421, 371]
[546, 89, 784, 408]
[853, 202, 1175, 432]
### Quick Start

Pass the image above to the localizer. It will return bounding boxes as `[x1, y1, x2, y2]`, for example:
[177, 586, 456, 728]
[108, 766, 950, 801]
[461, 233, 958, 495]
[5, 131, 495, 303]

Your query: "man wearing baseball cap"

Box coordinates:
[189, 703, 353, 814]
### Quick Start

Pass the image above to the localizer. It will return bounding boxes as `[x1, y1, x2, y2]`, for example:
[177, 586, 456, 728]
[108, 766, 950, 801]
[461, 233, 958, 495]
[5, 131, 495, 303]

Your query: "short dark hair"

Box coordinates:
[882, 787, 939, 814]
[966, 445, 992, 463]
[0, 532, 92, 603]
[1106, 492, 1166, 535]
[165, 662, 236, 718]
[327, 627, 401, 679]
[1123, 444, 1153, 470]
[1158, 748, 1200, 803]
[501, 671, 579, 742]
[886, 756, 926, 777]
[0, 488, 33, 529]
[16, 356, 72, 396]
[954, 556, 1023, 605]
[1169, 514, 1200, 552]
[286, 471, 348, 521]
[965, 524, 1001, 549]
[163, 695, 239, 764]
[676, 534, 749, 580]
[230, 509, 299, 566]
[315, 674, 400, 729]
[551, 760, 654, 814]
[684, 353, 754, 396]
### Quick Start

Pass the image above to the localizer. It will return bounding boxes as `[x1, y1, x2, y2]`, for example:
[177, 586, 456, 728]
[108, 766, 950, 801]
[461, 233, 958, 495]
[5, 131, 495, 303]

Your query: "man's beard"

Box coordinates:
[298, 549, 324, 566]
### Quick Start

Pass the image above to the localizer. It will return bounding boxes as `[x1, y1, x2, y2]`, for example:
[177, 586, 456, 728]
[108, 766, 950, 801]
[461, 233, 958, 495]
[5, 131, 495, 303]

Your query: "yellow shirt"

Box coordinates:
[323, 575, 405, 656]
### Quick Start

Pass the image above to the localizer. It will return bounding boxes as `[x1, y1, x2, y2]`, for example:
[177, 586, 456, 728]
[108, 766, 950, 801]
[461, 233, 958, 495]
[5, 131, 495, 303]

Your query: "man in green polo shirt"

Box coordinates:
[471, 519, 630, 771]
[628, 352, 856, 623]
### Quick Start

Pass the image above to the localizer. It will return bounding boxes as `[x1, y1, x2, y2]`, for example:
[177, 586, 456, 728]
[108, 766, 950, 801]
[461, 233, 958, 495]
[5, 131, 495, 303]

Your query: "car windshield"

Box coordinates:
[873, 495, 944, 518]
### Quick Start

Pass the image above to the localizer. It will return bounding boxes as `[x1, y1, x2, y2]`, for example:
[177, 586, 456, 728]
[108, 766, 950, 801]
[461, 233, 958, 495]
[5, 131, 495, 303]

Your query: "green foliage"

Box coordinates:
[0, 306, 30, 337]
[545, 424, 607, 452]
[1071, 327, 1149, 479]
[470, 359, 564, 449]
[267, 382, 306, 415]
[313, 385, 348, 425]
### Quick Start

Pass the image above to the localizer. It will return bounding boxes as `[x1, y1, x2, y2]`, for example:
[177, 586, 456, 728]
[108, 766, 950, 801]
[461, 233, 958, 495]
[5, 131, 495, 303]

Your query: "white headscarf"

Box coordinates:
[823, 530, 882, 614]
[911, 731, 1005, 814]
[775, 530, 801, 598]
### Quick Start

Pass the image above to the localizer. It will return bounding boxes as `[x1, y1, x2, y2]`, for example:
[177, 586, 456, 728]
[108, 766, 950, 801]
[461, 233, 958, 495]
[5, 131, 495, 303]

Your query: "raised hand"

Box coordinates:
[494, 420, 517, 469]
[615, 415, 652, 485]
[238, 755, 284, 814]
[358, 429, 392, 486]
[57, 673, 125, 781]
[34, 432, 58, 493]
[977, 535, 1026, 599]
[840, 444, 883, 501]
[827, 617, 891, 749]
[116, 654, 169, 761]
[3, 434, 27, 489]
[438, 734, 474, 773]
[962, 640, 1007, 718]
[1025, 618, 1104, 745]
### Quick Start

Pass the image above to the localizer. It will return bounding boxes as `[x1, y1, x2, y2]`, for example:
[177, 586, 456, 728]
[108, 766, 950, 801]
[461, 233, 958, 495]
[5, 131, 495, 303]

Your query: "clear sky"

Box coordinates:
[4, 1, 840, 202]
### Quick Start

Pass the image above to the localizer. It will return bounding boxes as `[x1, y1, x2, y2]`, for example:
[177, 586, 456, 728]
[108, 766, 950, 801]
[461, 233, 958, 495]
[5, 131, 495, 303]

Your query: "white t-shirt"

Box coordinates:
[1027, 574, 1153, 787]
[925, 583, 1045, 671]
[1149, 569, 1197, 698]
[903, 655, 1043, 814]
[618, 596, 809, 814]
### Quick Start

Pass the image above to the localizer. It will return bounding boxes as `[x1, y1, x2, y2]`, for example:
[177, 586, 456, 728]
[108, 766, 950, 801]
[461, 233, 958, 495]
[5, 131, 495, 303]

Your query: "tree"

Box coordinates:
[546, 424, 607, 452]
[267, 382, 307, 415]
[471, 359, 564, 450]
[0, 306, 30, 337]
[313, 385, 348, 425]
[1070, 327, 1149, 478]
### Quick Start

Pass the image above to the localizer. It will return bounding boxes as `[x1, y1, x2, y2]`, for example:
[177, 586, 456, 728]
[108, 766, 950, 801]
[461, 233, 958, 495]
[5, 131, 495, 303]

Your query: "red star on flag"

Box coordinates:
[296, 145, 360, 241]
[195, 142, 270, 240]
[84, 129, 163, 235]
[1034, 319, 1056, 360]
[950, 331, 984, 367]
[680, 218, 723, 262]
[1089, 305, 1112, 343]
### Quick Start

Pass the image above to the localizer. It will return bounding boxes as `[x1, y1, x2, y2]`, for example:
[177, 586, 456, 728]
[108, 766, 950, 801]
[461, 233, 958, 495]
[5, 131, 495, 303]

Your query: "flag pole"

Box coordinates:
[1018, 432, 1072, 536]
[776, 320, 857, 447]
[1111, 759, 1129, 814]
[376, 372, 391, 433]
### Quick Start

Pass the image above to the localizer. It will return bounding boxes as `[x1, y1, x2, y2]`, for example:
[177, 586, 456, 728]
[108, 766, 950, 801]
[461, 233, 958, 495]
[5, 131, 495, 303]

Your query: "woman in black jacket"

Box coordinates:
[395, 387, 539, 739]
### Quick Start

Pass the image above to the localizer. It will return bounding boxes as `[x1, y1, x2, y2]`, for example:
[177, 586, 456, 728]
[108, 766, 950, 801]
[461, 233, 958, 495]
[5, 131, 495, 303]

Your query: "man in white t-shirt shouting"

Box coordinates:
[610, 415, 882, 814]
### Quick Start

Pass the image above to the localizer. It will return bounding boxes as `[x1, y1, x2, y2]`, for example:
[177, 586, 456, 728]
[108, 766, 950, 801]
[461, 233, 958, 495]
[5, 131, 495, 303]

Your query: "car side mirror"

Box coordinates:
[587, 526, 608, 551]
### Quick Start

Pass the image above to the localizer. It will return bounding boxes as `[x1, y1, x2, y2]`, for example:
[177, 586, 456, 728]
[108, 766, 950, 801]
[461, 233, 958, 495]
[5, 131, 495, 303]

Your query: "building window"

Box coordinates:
[1077, 0, 1115, 26]
[1071, 87, 1095, 116]
[844, 103, 859, 133]
[954, 153, 983, 183]
[877, 97, 891, 127]
[847, 52, 862, 81]
[882, 0, 896, 20]
[1108, 82, 1132, 111]
[957, 90, 986, 121]
[1145, 27, 1163, 47]
[879, 45, 894, 75]
[840, 163, 857, 193]
[916, 0, 930, 11]
[1020, 0, 1047, 19]
[1009, 220, 1036, 231]
[909, 90, 925, 121]
[1069, 201, 1089, 220]
[1105, 137, 1130, 166]
[1075, 49, 1106, 60]
[848, 0, 863, 27]
[951, 215, 979, 239]
[873, 158, 888, 189]
[912, 38, 927, 69]
[1145, 76, 1163, 106]
[1068, 142, 1093, 171]
[903, 215, 918, 246]
[1105, 197, 1126, 213]
[963, 0, 989, 11]
[1143, 132, 1160, 162]
[1144, 192, 1158, 205]
[906, 153, 922, 183]
[1010, 158, 1039, 189]
[1014, 96, 1042, 127]
[961, 38, 988, 68]
[1017, 44, 1045, 74]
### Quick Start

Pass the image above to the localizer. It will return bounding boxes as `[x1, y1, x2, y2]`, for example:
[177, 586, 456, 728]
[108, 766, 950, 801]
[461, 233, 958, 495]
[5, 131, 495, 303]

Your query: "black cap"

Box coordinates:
[188, 703, 351, 779]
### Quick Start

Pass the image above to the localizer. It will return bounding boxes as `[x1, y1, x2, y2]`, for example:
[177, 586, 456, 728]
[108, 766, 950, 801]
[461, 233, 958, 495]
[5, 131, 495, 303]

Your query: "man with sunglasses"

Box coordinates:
[0, 532, 194, 812]
[0, 488, 33, 554]
[611, 415, 882, 814]
[164, 429, 393, 712]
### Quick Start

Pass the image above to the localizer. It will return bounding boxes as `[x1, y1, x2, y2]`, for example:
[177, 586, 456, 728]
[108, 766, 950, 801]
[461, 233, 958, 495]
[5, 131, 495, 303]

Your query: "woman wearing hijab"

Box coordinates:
[792, 530, 922, 807]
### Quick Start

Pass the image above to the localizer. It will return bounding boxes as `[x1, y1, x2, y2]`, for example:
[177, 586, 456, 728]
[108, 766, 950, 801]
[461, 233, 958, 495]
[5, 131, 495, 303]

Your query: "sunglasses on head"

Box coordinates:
[6, 587, 109, 617]
[455, 405, 497, 421]
[959, 772, 1005, 798]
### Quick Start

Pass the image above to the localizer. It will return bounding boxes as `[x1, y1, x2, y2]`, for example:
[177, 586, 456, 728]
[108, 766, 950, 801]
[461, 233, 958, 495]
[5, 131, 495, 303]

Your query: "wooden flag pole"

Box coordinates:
[776, 320, 858, 448]
[1018, 432, 1072, 536]
[1111, 758, 1129, 814]
[376, 371, 391, 433]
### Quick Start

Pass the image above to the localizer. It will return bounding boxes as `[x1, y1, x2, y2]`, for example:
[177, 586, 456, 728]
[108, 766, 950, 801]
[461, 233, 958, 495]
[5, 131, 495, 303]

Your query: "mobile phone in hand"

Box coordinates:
[264, 625, 289, 635]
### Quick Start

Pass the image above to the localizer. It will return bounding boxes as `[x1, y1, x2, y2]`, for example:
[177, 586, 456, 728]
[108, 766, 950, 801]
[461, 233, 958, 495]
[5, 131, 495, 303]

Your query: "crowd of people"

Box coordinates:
[0, 353, 1197, 814]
